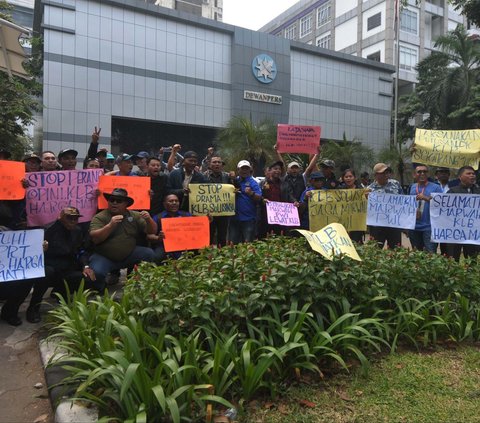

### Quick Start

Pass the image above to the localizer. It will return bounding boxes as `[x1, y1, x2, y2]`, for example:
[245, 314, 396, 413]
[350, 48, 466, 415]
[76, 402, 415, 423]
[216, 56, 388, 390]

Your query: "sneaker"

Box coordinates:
[1, 314, 22, 326]
[26, 306, 41, 324]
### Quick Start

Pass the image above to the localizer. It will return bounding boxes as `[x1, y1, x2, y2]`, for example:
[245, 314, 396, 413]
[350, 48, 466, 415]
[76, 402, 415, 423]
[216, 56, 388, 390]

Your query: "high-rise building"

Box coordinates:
[5, 0, 34, 29]
[260, 0, 478, 96]
[146, 0, 223, 21]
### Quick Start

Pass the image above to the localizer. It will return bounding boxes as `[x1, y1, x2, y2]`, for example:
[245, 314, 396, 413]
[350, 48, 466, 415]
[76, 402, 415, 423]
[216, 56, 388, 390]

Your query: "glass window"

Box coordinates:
[317, 2, 331, 28]
[400, 8, 418, 35]
[399, 44, 418, 71]
[367, 51, 381, 62]
[285, 24, 296, 40]
[300, 14, 312, 38]
[316, 32, 331, 49]
[367, 12, 381, 31]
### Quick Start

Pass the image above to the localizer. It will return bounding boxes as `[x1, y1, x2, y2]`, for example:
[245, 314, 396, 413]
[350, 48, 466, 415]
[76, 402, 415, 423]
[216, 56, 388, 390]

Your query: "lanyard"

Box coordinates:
[415, 182, 428, 196]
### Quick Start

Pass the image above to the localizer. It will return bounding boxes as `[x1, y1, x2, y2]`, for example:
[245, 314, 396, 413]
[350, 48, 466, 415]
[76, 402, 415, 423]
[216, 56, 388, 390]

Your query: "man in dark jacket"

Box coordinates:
[446, 166, 480, 261]
[167, 151, 206, 211]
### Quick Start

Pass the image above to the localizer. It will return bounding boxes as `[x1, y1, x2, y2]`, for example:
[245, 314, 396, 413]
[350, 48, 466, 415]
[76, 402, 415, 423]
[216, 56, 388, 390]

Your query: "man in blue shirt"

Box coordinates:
[228, 160, 262, 244]
[409, 164, 443, 253]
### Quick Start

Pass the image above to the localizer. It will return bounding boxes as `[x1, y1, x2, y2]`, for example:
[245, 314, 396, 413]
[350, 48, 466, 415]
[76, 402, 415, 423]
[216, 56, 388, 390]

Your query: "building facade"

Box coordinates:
[260, 0, 477, 96]
[147, 0, 223, 22]
[33, 0, 394, 159]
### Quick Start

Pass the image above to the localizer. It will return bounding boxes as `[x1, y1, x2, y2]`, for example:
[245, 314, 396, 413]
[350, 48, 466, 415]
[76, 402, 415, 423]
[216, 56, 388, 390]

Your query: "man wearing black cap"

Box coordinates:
[133, 151, 150, 176]
[26, 206, 94, 323]
[168, 151, 206, 210]
[89, 188, 156, 290]
[319, 159, 339, 189]
[106, 154, 135, 176]
[58, 148, 78, 170]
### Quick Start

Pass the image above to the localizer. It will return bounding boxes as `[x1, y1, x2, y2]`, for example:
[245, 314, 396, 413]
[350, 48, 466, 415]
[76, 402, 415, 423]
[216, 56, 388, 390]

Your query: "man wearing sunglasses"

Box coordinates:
[89, 188, 156, 290]
[26, 207, 94, 323]
[408, 164, 443, 253]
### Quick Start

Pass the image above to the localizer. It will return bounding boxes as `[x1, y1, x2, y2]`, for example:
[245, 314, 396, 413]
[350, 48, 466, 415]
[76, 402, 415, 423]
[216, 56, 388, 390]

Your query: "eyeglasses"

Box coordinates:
[108, 198, 125, 204]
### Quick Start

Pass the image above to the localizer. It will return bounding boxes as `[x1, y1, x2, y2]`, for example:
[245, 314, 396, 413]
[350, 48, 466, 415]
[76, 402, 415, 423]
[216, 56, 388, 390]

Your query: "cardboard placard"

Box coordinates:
[0, 229, 45, 282]
[97, 175, 150, 210]
[0, 160, 25, 200]
[297, 223, 361, 261]
[26, 170, 102, 226]
[161, 216, 210, 252]
[277, 124, 321, 154]
[189, 183, 236, 216]
[308, 189, 367, 232]
[413, 128, 480, 169]
[266, 201, 300, 226]
[366, 193, 417, 230]
[430, 193, 480, 245]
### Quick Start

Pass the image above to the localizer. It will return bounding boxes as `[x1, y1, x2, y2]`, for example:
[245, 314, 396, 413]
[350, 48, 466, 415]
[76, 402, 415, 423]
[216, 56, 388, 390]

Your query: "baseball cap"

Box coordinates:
[320, 159, 335, 168]
[58, 148, 78, 158]
[116, 153, 134, 164]
[136, 151, 150, 159]
[62, 206, 83, 217]
[237, 160, 252, 169]
[287, 161, 301, 169]
[23, 153, 41, 162]
[310, 171, 326, 180]
[106, 153, 115, 160]
[373, 163, 389, 174]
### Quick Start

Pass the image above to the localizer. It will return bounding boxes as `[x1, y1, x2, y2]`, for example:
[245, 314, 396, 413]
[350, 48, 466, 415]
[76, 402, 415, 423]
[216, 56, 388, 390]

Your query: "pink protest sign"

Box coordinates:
[277, 124, 321, 154]
[266, 201, 300, 226]
[26, 169, 103, 227]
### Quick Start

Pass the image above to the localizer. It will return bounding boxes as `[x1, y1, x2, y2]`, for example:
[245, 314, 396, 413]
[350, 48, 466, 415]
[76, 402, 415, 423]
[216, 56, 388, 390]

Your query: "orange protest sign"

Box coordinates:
[0, 160, 25, 200]
[97, 176, 150, 210]
[161, 216, 210, 252]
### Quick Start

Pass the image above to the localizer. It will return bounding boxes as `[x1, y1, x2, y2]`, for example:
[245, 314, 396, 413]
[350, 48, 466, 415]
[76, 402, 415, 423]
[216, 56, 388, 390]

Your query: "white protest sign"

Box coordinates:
[0, 229, 45, 282]
[430, 193, 480, 245]
[367, 193, 417, 230]
[266, 201, 300, 226]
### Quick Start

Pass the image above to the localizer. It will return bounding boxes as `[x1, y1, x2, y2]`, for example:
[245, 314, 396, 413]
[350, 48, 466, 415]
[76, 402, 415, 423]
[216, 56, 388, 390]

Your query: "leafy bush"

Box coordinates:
[48, 237, 480, 422]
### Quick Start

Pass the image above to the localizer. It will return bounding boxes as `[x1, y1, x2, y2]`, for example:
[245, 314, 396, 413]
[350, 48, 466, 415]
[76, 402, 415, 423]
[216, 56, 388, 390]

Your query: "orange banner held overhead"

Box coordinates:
[161, 216, 210, 252]
[0, 160, 25, 200]
[97, 176, 150, 210]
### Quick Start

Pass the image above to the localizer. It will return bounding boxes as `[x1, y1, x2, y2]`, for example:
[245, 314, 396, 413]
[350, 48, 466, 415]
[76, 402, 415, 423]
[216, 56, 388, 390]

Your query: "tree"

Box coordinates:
[399, 25, 480, 130]
[216, 116, 277, 174]
[450, 0, 480, 27]
[0, 2, 42, 158]
[320, 133, 375, 173]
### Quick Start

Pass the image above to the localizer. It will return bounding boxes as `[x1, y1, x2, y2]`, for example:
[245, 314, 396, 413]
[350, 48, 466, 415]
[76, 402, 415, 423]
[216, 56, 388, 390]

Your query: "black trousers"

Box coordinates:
[447, 244, 480, 262]
[368, 226, 402, 249]
[0, 280, 33, 318]
[210, 216, 230, 247]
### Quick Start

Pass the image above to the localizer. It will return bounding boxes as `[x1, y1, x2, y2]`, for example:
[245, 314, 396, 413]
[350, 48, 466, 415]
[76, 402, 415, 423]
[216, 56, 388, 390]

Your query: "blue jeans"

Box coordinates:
[89, 246, 155, 290]
[228, 219, 256, 244]
[409, 229, 437, 253]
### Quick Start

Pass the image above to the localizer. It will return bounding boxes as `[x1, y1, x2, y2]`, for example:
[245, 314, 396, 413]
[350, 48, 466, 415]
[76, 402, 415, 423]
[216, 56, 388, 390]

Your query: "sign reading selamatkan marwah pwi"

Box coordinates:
[251, 54, 277, 84]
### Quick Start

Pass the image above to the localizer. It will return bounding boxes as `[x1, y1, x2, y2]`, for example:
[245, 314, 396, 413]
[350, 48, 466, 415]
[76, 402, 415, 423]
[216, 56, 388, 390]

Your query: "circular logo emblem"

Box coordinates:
[252, 54, 277, 84]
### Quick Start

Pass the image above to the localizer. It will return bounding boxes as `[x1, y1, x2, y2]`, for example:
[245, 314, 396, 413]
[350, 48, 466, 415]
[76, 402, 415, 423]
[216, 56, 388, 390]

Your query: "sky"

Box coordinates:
[222, 0, 299, 31]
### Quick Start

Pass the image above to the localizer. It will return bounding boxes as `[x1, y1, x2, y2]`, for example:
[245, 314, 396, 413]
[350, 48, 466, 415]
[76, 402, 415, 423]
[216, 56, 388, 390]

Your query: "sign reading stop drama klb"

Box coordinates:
[276, 124, 321, 154]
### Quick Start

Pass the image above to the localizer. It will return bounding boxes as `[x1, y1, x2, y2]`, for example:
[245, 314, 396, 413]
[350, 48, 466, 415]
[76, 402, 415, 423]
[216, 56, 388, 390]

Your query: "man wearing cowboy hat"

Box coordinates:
[88, 188, 157, 290]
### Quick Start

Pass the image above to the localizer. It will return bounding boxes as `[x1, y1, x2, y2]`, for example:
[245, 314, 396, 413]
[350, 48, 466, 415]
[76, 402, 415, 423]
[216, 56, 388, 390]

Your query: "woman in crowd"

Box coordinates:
[339, 168, 364, 244]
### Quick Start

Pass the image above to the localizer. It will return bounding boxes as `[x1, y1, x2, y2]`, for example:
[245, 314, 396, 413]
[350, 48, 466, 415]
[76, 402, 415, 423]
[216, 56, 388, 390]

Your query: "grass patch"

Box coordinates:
[245, 345, 480, 423]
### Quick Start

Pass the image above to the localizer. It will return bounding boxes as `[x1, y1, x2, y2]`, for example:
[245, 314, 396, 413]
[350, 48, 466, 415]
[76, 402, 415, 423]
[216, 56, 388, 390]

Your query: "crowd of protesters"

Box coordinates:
[0, 128, 479, 326]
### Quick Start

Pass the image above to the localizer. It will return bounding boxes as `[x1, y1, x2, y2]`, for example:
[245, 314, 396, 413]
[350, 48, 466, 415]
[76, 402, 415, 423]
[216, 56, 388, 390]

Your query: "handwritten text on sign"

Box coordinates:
[161, 216, 210, 252]
[26, 170, 102, 226]
[308, 189, 367, 232]
[97, 176, 150, 210]
[277, 124, 321, 154]
[297, 223, 361, 261]
[189, 184, 236, 216]
[266, 201, 300, 226]
[0, 229, 45, 282]
[0, 160, 25, 200]
[430, 193, 480, 245]
[413, 129, 480, 169]
[367, 193, 417, 230]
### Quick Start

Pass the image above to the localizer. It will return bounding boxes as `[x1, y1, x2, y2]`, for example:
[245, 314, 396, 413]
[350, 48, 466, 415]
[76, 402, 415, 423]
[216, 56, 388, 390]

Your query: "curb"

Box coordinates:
[39, 339, 98, 423]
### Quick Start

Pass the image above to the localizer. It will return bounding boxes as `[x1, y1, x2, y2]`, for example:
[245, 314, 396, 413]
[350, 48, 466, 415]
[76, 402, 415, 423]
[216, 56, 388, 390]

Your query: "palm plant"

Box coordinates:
[216, 116, 277, 174]
[404, 25, 480, 130]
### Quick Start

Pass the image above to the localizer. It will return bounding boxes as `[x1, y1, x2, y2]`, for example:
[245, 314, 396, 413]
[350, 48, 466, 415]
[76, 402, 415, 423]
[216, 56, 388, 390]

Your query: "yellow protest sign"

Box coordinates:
[297, 223, 361, 261]
[308, 189, 367, 232]
[189, 183, 236, 216]
[413, 128, 480, 169]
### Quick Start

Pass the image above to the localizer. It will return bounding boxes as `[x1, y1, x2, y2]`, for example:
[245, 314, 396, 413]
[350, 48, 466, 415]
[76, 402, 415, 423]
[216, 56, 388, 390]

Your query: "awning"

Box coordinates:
[0, 17, 30, 78]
